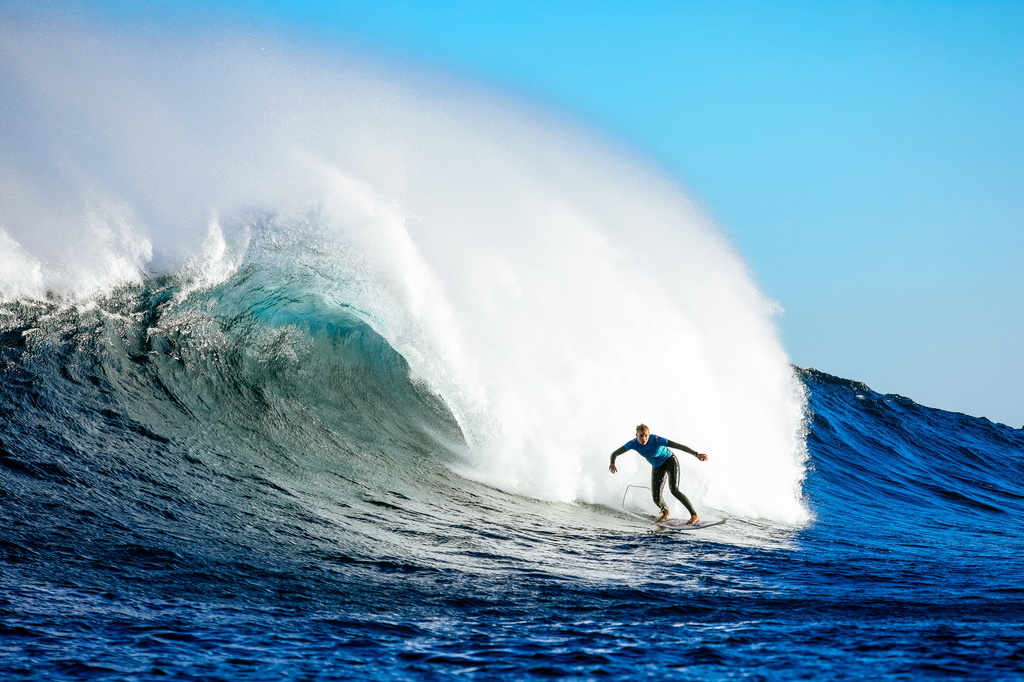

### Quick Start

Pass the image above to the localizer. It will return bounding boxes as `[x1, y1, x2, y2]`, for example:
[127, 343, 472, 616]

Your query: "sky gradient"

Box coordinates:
[22, 1, 1024, 426]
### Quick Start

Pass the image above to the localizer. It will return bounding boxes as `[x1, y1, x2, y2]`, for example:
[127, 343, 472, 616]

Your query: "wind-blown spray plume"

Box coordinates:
[0, 17, 808, 522]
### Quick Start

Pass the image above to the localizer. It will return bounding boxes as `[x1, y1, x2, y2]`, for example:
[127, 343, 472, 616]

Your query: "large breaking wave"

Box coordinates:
[0, 16, 807, 525]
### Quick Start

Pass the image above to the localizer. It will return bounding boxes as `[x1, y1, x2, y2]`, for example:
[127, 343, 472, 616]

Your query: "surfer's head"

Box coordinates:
[636, 423, 650, 445]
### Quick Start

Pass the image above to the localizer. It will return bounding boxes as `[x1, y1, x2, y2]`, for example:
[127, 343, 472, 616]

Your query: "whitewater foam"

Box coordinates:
[0, 15, 808, 523]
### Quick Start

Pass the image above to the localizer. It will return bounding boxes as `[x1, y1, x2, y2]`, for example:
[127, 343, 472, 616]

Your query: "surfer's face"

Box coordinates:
[636, 431, 649, 445]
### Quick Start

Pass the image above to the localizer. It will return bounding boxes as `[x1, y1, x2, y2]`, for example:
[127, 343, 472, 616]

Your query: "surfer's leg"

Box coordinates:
[651, 463, 670, 518]
[665, 455, 698, 517]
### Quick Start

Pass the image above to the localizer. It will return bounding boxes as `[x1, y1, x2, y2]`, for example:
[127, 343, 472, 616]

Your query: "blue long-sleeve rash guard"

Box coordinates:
[610, 435, 700, 468]
[621, 435, 673, 467]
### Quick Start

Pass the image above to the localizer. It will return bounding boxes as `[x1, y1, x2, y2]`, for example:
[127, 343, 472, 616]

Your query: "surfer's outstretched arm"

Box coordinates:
[665, 439, 709, 461]
[608, 445, 628, 474]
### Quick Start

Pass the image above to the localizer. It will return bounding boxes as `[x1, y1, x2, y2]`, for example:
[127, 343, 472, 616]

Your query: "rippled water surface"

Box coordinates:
[2, 348, 1023, 679]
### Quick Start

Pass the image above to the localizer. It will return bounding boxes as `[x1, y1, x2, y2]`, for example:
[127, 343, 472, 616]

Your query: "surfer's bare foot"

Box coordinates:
[686, 515, 701, 525]
[656, 510, 670, 522]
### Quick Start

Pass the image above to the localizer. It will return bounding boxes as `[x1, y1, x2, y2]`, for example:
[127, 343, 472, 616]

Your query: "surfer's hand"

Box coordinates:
[696, 453, 708, 461]
[608, 462, 618, 474]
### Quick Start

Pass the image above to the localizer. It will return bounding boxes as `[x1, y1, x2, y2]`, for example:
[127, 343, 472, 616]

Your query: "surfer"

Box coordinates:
[608, 423, 708, 524]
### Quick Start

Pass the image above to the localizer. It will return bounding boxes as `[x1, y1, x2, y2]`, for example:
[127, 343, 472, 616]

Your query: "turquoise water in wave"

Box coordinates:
[1, 272, 1022, 680]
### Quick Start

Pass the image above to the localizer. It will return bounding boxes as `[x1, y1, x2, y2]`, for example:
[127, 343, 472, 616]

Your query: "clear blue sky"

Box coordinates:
[55, 1, 1024, 425]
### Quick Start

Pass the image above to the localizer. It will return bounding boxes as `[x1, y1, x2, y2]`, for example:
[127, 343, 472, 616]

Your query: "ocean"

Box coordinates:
[2, 17, 1023, 681]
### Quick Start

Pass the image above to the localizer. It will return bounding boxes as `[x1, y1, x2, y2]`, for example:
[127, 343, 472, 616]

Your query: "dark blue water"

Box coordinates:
[2, 274, 1023, 681]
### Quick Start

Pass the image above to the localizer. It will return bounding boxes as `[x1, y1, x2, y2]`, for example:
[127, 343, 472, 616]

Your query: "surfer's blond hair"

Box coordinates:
[635, 423, 649, 434]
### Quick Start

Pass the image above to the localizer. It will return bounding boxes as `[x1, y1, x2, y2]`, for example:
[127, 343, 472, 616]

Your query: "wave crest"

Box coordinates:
[0, 17, 808, 522]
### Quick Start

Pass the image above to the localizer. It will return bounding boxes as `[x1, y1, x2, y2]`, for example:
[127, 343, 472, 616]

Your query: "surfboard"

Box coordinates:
[655, 518, 726, 530]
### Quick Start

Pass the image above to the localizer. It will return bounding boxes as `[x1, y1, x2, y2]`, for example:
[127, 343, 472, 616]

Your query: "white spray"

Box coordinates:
[0, 16, 808, 523]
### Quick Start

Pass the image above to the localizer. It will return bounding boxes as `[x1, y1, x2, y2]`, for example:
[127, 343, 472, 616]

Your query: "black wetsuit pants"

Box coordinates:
[652, 455, 696, 516]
